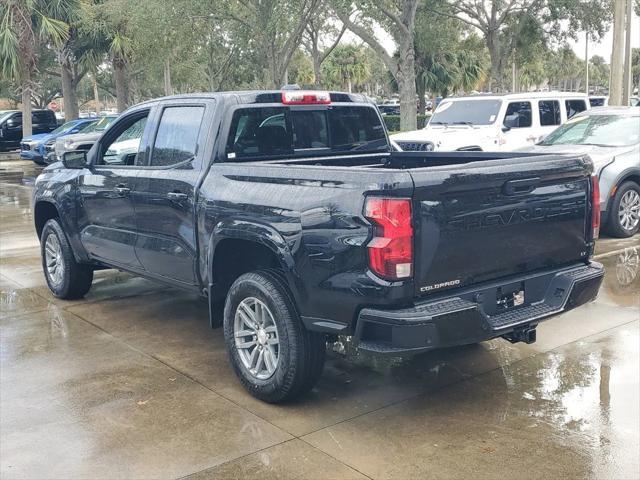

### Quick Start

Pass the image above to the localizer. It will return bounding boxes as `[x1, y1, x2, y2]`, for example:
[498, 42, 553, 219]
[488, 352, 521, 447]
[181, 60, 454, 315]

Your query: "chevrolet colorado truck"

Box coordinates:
[33, 90, 604, 403]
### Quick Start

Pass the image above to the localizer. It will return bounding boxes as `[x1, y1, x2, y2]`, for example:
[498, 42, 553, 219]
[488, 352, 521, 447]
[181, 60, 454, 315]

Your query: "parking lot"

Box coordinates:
[1, 158, 639, 479]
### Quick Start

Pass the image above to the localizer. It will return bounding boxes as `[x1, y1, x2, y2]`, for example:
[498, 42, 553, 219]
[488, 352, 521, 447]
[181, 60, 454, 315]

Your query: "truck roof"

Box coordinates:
[135, 90, 371, 107]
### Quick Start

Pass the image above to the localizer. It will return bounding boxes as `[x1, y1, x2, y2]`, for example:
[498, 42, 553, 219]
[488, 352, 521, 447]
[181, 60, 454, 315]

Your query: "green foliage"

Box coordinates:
[322, 44, 371, 92]
[415, 1, 487, 96]
[383, 114, 430, 132]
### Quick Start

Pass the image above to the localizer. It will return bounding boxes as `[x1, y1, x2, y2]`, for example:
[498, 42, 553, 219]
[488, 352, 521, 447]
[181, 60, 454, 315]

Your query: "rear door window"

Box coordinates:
[538, 100, 561, 126]
[150, 106, 205, 167]
[565, 99, 587, 119]
[503, 102, 532, 128]
[225, 105, 386, 160]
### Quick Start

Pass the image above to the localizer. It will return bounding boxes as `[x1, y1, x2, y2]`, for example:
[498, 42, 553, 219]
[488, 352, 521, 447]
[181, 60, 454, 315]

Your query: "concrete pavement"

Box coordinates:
[1, 161, 638, 479]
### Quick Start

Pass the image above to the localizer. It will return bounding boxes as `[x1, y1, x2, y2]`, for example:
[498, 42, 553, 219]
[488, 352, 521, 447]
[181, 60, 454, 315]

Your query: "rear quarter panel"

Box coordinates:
[198, 162, 415, 328]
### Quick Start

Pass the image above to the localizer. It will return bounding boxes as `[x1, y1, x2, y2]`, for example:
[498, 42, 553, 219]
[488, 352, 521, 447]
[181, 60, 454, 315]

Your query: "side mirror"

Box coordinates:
[501, 125, 511, 132]
[62, 150, 87, 169]
[6, 119, 17, 128]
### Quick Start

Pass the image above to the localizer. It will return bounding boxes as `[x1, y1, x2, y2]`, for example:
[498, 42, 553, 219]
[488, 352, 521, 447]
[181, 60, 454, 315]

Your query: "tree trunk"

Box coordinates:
[487, 29, 502, 92]
[416, 79, 426, 115]
[113, 57, 128, 112]
[21, 77, 33, 138]
[313, 54, 322, 88]
[397, 40, 417, 132]
[93, 75, 100, 113]
[61, 61, 79, 121]
[163, 58, 172, 96]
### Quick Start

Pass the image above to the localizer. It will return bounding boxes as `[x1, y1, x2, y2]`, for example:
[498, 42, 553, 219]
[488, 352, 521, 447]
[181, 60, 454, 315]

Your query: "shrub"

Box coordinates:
[383, 114, 430, 133]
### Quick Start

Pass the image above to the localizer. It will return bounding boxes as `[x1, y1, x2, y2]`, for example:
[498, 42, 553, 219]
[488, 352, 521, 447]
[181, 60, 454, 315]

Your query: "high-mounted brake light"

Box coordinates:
[364, 197, 413, 280]
[591, 176, 600, 239]
[281, 90, 331, 105]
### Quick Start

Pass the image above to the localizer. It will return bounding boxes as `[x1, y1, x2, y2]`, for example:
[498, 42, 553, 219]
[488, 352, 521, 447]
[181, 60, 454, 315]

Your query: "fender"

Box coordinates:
[204, 218, 306, 326]
[33, 178, 90, 264]
[602, 165, 640, 213]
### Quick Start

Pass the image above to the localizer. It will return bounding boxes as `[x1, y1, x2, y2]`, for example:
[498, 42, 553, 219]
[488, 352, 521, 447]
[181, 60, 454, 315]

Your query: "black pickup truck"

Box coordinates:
[34, 90, 604, 402]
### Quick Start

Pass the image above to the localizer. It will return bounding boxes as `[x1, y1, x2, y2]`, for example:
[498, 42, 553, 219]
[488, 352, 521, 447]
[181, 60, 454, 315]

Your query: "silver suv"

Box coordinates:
[519, 107, 640, 237]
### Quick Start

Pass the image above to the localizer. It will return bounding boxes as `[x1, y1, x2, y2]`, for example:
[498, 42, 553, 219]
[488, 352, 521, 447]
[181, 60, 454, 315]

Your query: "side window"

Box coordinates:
[503, 102, 532, 128]
[150, 106, 205, 167]
[8, 113, 22, 127]
[99, 113, 149, 166]
[565, 100, 587, 119]
[538, 100, 561, 126]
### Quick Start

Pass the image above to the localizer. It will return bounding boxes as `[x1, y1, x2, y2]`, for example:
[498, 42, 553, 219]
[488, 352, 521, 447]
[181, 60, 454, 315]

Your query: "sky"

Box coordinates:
[569, 11, 639, 61]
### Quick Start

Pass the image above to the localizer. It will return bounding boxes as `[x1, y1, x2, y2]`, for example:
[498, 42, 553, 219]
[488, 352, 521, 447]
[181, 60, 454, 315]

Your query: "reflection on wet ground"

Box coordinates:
[1, 161, 639, 479]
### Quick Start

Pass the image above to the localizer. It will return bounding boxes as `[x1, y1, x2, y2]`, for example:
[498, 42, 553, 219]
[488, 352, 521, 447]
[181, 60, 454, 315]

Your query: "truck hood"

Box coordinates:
[515, 144, 635, 174]
[391, 125, 497, 150]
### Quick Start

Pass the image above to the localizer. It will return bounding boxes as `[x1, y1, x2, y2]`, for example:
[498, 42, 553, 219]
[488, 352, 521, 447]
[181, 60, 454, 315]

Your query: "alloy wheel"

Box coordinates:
[44, 233, 64, 287]
[618, 189, 640, 231]
[233, 297, 280, 380]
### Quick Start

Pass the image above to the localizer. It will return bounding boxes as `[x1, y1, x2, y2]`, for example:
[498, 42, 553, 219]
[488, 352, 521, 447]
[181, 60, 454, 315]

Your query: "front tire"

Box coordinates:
[606, 181, 640, 238]
[41, 219, 94, 299]
[223, 270, 326, 403]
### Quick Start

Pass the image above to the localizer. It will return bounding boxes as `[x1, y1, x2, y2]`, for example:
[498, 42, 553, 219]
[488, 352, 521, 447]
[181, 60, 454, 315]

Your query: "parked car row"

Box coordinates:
[391, 92, 590, 152]
[19, 118, 98, 165]
[392, 92, 639, 238]
[0, 109, 58, 152]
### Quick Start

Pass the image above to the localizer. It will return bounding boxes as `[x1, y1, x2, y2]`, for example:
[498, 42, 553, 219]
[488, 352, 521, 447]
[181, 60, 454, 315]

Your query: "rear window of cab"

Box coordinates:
[225, 105, 387, 160]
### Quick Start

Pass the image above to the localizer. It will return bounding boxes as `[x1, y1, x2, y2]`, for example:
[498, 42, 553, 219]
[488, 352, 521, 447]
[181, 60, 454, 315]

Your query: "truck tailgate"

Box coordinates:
[410, 155, 593, 297]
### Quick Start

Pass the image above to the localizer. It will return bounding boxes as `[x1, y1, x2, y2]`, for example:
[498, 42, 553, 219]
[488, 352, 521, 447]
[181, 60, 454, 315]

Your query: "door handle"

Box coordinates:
[167, 191, 188, 201]
[113, 185, 130, 195]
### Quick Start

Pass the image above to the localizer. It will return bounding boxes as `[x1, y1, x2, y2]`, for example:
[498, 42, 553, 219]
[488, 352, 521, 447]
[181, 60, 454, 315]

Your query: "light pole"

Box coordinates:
[622, 0, 633, 104]
[585, 31, 589, 94]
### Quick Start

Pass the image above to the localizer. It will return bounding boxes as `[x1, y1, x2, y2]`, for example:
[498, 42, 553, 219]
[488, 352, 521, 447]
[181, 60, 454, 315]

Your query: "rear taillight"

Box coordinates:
[364, 197, 413, 280]
[591, 176, 600, 239]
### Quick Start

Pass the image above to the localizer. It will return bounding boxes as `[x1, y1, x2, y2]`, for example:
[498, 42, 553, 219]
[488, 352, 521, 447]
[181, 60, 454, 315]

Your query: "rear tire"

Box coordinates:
[223, 270, 326, 403]
[606, 181, 640, 238]
[41, 218, 93, 299]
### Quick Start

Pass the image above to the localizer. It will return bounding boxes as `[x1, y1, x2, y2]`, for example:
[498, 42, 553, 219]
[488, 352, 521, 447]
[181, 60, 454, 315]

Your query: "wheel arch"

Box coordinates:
[206, 219, 304, 308]
[34, 201, 60, 239]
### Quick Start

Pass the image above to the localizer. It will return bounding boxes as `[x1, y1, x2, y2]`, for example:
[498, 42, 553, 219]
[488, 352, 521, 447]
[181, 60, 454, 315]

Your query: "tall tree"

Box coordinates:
[334, 0, 420, 131]
[0, 0, 71, 136]
[82, 0, 135, 112]
[225, 0, 321, 88]
[427, 0, 612, 92]
[322, 44, 372, 92]
[302, 5, 346, 87]
[414, 1, 487, 111]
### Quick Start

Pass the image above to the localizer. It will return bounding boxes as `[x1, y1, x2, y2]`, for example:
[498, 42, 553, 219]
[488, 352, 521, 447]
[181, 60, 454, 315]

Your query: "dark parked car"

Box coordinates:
[20, 118, 98, 165]
[33, 90, 604, 403]
[0, 109, 58, 151]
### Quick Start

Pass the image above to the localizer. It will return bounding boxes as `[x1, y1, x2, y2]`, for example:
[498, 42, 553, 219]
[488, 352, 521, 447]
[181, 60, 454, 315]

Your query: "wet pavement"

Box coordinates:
[1, 160, 639, 479]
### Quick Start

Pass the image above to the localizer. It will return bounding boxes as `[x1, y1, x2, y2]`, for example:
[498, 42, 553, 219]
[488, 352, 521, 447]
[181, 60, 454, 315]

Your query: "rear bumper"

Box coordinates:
[354, 262, 604, 355]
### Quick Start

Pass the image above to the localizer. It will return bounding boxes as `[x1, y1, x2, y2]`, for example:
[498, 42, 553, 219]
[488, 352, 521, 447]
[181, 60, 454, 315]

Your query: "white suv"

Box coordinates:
[391, 92, 590, 152]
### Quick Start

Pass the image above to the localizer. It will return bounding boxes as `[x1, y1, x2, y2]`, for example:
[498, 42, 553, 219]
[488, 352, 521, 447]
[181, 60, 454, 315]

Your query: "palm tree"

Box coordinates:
[323, 45, 371, 93]
[0, 0, 74, 137]
[81, 0, 134, 112]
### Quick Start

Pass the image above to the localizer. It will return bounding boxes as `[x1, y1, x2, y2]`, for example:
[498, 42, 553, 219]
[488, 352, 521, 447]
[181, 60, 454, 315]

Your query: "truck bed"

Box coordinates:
[246, 149, 595, 300]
